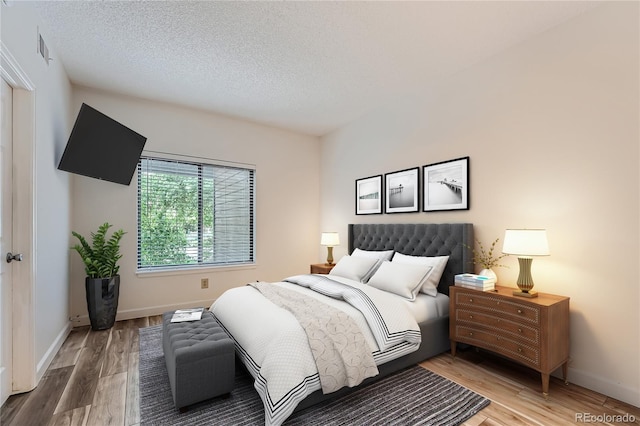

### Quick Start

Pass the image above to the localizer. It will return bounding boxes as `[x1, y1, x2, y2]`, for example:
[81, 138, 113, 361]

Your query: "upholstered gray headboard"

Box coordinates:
[348, 223, 474, 296]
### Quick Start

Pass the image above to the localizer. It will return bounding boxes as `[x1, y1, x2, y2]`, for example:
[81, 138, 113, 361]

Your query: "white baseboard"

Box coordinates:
[36, 323, 71, 383]
[568, 366, 640, 408]
[72, 299, 216, 327]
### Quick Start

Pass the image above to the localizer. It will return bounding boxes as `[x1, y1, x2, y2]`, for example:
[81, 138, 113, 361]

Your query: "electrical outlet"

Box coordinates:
[201, 278, 209, 289]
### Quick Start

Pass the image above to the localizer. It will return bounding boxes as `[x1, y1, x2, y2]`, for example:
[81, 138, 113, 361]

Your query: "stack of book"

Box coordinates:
[454, 274, 496, 291]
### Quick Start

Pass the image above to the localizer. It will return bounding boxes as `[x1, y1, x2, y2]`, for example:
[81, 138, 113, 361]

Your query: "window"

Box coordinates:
[137, 156, 254, 271]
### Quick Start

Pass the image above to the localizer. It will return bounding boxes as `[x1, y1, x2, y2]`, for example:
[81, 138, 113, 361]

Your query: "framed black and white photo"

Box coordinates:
[355, 175, 383, 215]
[423, 157, 469, 212]
[384, 167, 419, 214]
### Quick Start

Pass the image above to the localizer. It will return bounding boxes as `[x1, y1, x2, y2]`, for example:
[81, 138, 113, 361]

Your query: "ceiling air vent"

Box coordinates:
[37, 29, 51, 66]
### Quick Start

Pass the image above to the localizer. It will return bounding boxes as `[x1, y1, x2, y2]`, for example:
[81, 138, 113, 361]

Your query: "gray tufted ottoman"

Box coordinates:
[162, 310, 235, 411]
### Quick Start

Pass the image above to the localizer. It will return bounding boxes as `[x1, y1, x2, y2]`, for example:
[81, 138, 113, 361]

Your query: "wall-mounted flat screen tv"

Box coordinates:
[58, 103, 147, 185]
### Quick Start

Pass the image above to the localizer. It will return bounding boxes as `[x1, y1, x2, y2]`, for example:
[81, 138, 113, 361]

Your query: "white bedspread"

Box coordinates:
[211, 274, 421, 426]
[402, 292, 450, 323]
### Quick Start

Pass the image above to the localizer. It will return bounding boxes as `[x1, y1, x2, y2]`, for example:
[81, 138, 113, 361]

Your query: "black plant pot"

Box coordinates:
[85, 275, 120, 330]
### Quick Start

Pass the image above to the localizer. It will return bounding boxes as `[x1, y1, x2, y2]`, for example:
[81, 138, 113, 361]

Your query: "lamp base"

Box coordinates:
[513, 289, 538, 298]
[326, 246, 334, 265]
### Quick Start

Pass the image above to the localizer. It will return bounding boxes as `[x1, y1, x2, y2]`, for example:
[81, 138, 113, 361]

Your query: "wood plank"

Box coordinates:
[127, 317, 149, 354]
[468, 418, 507, 426]
[102, 321, 129, 377]
[603, 397, 640, 424]
[148, 315, 163, 326]
[7, 366, 74, 426]
[125, 350, 140, 426]
[460, 413, 490, 426]
[86, 372, 127, 426]
[0, 388, 31, 425]
[54, 329, 110, 414]
[48, 406, 90, 426]
[470, 400, 543, 426]
[49, 327, 90, 370]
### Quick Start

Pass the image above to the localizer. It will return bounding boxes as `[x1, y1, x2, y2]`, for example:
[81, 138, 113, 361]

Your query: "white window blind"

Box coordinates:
[137, 156, 254, 270]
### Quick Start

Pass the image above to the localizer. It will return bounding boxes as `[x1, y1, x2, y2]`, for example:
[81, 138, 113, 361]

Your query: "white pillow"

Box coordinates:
[351, 248, 394, 282]
[328, 255, 379, 282]
[392, 253, 449, 297]
[367, 261, 433, 301]
[351, 248, 394, 261]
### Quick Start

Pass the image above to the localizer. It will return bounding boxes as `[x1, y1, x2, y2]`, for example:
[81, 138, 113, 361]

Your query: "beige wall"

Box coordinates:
[69, 87, 321, 321]
[320, 3, 639, 406]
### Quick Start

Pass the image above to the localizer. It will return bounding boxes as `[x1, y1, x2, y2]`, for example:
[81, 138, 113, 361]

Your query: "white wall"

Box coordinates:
[320, 3, 639, 406]
[69, 87, 321, 321]
[1, 3, 73, 378]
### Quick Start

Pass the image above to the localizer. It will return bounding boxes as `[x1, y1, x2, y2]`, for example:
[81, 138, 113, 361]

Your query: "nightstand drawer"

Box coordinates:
[455, 309, 540, 345]
[454, 291, 541, 325]
[454, 325, 540, 368]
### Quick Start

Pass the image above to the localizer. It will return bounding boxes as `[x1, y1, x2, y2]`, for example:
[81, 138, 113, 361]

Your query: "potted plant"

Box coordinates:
[468, 238, 509, 282]
[71, 222, 126, 330]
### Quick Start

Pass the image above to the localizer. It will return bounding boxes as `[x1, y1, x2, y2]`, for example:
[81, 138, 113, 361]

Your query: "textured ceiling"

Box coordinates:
[30, 1, 599, 136]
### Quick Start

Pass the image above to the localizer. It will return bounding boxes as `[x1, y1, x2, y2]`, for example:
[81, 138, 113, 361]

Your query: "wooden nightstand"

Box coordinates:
[310, 263, 335, 274]
[450, 285, 570, 397]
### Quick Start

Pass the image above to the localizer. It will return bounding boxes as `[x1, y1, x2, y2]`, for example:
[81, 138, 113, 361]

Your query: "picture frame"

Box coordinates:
[355, 175, 383, 215]
[423, 156, 469, 212]
[384, 167, 419, 214]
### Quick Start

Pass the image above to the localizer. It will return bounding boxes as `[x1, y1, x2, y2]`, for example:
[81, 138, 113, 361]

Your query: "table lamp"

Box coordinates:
[502, 229, 549, 298]
[320, 232, 340, 265]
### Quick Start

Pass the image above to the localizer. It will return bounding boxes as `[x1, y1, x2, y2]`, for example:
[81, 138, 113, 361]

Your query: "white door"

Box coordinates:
[0, 77, 14, 406]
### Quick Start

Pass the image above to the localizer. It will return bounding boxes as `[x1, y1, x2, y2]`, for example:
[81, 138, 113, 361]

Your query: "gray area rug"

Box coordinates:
[139, 325, 490, 425]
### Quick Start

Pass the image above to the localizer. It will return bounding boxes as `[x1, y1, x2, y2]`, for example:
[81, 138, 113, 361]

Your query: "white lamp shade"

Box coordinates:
[502, 229, 549, 256]
[320, 232, 340, 246]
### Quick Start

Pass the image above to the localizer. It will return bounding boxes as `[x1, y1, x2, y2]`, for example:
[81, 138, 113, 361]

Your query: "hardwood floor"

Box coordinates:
[420, 352, 639, 426]
[1, 316, 638, 425]
[0, 316, 162, 426]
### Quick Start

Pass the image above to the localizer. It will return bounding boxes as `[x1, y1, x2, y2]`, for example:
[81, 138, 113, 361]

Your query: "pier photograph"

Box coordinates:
[423, 157, 469, 211]
[355, 175, 382, 215]
[385, 167, 419, 213]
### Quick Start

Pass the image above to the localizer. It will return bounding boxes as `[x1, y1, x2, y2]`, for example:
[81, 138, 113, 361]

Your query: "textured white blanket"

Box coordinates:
[249, 281, 379, 393]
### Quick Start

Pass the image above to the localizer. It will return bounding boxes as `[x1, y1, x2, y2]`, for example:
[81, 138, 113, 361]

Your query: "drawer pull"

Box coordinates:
[469, 298, 473, 303]
[469, 332, 473, 337]
[469, 315, 473, 319]
[517, 309, 523, 314]
[518, 348, 522, 353]
[518, 328, 522, 333]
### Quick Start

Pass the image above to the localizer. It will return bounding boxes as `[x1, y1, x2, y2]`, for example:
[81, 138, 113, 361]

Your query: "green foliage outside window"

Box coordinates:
[138, 157, 253, 270]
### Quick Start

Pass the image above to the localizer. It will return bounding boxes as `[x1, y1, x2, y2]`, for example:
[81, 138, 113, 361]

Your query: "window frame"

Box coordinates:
[136, 152, 256, 274]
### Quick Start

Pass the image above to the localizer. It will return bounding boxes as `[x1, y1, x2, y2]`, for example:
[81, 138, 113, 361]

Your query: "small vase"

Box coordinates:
[479, 268, 497, 283]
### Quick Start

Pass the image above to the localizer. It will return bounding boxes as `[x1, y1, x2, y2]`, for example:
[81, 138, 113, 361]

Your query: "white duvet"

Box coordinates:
[211, 274, 422, 426]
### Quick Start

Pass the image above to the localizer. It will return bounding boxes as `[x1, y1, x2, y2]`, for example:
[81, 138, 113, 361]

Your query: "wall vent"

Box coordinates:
[37, 29, 51, 66]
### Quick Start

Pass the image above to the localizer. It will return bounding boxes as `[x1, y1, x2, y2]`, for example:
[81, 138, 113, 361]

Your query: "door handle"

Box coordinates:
[6, 252, 23, 263]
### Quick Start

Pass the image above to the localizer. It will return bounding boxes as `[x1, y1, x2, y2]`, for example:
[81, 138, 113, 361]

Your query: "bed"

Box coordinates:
[211, 222, 473, 425]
